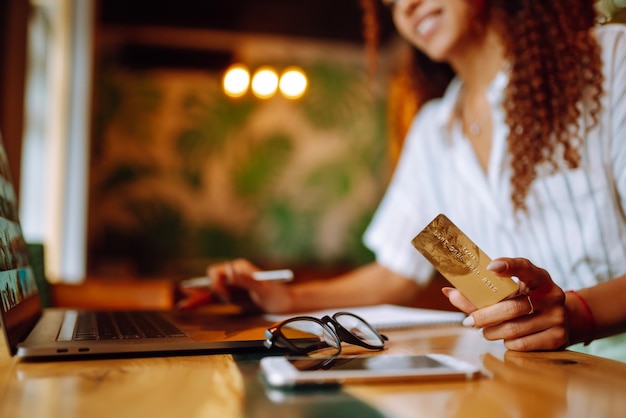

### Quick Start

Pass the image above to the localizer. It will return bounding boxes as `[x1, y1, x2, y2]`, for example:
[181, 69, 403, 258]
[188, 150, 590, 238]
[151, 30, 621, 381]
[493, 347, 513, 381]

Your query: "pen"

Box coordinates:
[180, 269, 294, 289]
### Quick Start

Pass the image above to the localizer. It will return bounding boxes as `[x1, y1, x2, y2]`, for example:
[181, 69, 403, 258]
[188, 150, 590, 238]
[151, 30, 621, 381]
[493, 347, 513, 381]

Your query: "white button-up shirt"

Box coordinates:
[364, 24, 626, 294]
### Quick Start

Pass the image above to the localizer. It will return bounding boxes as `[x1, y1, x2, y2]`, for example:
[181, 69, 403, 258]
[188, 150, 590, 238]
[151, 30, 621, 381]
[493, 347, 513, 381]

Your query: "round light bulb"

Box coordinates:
[251, 66, 279, 99]
[223, 64, 250, 98]
[279, 67, 307, 99]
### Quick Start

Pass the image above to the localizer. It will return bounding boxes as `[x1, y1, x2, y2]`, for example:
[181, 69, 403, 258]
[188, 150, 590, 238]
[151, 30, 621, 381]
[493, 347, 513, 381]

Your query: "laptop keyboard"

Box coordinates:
[73, 311, 187, 340]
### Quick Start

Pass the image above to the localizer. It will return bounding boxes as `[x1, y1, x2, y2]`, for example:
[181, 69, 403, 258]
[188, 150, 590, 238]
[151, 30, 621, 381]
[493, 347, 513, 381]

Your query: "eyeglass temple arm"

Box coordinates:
[322, 315, 387, 350]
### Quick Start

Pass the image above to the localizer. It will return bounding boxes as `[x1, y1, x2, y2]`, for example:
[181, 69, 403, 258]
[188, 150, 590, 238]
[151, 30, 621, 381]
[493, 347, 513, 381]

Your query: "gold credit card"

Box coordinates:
[411, 214, 519, 308]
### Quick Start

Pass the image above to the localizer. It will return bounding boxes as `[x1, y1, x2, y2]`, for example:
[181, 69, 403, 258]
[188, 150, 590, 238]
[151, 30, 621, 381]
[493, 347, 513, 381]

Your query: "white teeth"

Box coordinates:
[416, 15, 438, 36]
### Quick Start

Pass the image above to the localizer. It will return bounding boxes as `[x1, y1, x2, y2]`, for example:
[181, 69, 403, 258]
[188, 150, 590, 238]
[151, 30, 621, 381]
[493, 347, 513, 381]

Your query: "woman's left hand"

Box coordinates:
[443, 257, 568, 351]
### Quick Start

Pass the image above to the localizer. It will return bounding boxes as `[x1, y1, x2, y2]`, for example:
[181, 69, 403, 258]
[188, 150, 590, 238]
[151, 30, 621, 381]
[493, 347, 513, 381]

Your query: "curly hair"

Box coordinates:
[366, 0, 604, 212]
[493, 0, 604, 212]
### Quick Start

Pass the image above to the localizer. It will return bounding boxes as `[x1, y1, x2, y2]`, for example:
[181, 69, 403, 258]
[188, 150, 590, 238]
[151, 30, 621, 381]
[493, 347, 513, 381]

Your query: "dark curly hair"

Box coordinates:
[365, 0, 604, 212]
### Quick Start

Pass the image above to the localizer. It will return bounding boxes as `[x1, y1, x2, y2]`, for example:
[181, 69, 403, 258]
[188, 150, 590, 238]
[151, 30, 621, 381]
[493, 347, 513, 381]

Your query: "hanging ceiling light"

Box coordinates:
[279, 66, 307, 100]
[223, 64, 250, 98]
[251, 66, 279, 99]
[224, 64, 308, 100]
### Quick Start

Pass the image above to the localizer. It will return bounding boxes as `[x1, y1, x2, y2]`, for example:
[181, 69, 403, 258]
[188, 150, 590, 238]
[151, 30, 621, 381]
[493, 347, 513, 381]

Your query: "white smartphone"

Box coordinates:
[260, 353, 481, 387]
[180, 269, 294, 289]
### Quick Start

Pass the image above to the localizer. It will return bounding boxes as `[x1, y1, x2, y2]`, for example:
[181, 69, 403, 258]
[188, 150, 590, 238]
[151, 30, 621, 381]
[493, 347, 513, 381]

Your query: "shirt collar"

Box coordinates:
[434, 68, 510, 129]
[434, 77, 463, 129]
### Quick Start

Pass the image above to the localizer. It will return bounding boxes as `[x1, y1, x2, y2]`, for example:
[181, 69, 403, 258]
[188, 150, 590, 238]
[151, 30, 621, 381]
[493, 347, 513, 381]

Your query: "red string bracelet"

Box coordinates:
[567, 290, 596, 346]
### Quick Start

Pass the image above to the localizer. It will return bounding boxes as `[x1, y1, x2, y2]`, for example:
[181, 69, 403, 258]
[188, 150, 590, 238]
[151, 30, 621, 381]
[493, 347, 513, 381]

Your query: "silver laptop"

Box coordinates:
[0, 134, 273, 359]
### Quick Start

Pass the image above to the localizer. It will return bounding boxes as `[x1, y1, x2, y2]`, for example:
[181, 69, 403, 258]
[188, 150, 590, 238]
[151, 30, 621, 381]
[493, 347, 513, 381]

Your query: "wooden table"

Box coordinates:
[1, 324, 625, 418]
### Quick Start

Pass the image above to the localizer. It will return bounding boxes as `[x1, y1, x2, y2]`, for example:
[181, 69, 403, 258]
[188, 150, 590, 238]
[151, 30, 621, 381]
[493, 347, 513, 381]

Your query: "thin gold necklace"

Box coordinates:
[458, 86, 481, 136]
[468, 121, 480, 136]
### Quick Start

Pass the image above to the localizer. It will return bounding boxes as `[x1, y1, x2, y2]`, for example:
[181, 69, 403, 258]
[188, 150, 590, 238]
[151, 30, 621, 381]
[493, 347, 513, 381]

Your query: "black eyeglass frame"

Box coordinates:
[264, 311, 388, 355]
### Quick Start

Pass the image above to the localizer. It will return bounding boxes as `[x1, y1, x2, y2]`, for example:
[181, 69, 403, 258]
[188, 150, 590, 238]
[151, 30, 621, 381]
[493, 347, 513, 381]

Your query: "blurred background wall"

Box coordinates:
[86, 0, 402, 279]
[4, 0, 406, 282]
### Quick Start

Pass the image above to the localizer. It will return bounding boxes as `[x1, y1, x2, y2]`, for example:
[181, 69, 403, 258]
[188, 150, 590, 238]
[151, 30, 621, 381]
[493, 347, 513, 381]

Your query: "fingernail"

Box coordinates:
[462, 315, 475, 327]
[441, 287, 453, 298]
[487, 260, 507, 272]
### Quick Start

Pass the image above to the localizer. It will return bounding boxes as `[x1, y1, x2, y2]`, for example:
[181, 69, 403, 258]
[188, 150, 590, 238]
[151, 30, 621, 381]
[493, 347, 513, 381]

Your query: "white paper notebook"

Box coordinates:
[264, 304, 466, 331]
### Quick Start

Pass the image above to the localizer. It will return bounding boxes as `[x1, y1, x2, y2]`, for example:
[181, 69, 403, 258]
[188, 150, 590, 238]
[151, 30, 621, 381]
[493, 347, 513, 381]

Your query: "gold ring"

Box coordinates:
[526, 295, 535, 315]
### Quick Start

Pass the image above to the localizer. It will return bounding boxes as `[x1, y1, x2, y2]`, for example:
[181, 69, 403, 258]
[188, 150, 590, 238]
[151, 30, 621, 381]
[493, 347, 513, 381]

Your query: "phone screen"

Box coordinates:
[288, 355, 449, 372]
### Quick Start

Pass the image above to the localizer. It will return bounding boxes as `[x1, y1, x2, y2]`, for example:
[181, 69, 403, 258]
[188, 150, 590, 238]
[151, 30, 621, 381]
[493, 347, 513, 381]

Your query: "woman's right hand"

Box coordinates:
[206, 258, 295, 313]
[178, 258, 294, 313]
[443, 257, 569, 352]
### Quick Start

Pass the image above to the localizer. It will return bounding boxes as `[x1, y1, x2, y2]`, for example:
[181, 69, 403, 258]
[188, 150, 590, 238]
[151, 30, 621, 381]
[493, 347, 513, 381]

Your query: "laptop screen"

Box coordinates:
[0, 134, 42, 355]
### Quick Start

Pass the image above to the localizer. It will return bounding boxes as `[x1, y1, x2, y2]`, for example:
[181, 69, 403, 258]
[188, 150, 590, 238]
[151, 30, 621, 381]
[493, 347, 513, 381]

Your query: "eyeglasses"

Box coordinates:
[264, 311, 388, 356]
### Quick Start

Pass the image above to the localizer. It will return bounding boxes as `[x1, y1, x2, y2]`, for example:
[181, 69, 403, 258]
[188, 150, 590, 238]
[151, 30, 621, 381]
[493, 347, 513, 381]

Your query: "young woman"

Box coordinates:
[181, 0, 626, 362]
